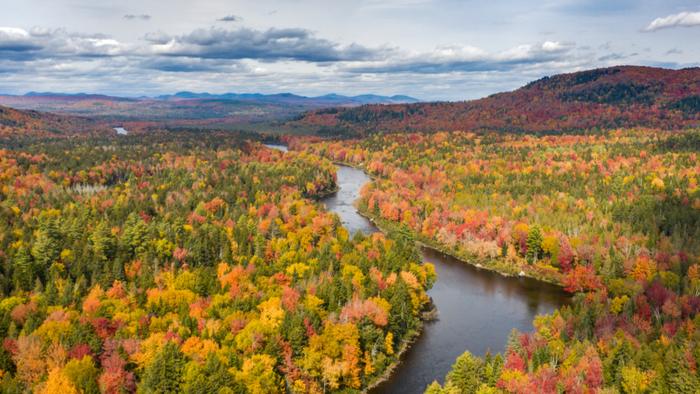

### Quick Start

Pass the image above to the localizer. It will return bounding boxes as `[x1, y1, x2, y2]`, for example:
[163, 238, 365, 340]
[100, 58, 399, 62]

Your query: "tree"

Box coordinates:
[664, 346, 699, 393]
[562, 265, 602, 293]
[182, 353, 240, 394]
[90, 221, 116, 263]
[12, 247, 33, 291]
[525, 226, 543, 264]
[445, 351, 485, 393]
[12, 335, 45, 386]
[138, 341, 186, 393]
[122, 213, 149, 258]
[31, 227, 60, 271]
[41, 368, 79, 394]
[63, 355, 100, 394]
[235, 354, 282, 394]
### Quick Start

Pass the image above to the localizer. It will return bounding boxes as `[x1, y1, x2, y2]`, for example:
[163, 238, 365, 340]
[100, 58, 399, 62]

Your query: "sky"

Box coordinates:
[0, 0, 698, 100]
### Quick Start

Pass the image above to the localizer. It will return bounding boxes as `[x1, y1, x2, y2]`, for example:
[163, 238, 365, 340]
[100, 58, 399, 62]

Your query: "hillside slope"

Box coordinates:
[0, 105, 108, 138]
[290, 66, 700, 134]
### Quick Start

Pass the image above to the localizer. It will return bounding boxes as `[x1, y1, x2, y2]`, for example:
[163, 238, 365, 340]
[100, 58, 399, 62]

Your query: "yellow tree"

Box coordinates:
[41, 368, 79, 394]
[235, 354, 282, 394]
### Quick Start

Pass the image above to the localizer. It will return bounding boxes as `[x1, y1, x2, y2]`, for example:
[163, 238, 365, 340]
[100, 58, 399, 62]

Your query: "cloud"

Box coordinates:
[0, 27, 42, 56]
[0, 27, 126, 61]
[124, 14, 151, 21]
[344, 41, 576, 74]
[217, 15, 241, 22]
[142, 57, 248, 73]
[597, 52, 633, 62]
[644, 11, 700, 31]
[147, 27, 383, 62]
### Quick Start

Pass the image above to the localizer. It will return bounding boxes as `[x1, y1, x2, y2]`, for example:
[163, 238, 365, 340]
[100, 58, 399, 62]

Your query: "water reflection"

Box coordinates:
[321, 166, 378, 235]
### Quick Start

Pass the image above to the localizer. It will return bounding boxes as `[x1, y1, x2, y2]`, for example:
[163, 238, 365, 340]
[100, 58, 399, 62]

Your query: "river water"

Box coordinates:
[265, 145, 569, 393]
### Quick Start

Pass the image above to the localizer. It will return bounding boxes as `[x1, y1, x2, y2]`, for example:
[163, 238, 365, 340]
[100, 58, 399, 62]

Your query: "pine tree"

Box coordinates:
[12, 247, 33, 292]
[182, 352, 239, 394]
[664, 346, 699, 393]
[445, 351, 485, 393]
[526, 226, 543, 264]
[122, 213, 148, 258]
[139, 341, 186, 393]
[90, 221, 116, 263]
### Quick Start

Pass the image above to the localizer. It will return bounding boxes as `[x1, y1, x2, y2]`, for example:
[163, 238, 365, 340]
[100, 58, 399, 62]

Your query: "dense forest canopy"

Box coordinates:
[0, 132, 435, 393]
[290, 66, 700, 136]
[295, 129, 700, 393]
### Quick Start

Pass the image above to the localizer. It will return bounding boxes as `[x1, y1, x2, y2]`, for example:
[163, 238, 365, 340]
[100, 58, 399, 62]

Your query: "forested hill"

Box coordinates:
[0, 105, 109, 138]
[289, 66, 700, 135]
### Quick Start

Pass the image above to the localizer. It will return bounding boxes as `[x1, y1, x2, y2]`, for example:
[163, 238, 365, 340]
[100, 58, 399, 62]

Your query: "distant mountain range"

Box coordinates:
[289, 66, 700, 135]
[2, 65, 698, 138]
[0, 91, 419, 124]
[154, 91, 419, 105]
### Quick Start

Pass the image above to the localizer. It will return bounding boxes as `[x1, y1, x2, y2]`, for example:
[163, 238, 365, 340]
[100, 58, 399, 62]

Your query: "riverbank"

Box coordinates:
[330, 160, 563, 287]
[290, 155, 567, 392]
[356, 205, 564, 288]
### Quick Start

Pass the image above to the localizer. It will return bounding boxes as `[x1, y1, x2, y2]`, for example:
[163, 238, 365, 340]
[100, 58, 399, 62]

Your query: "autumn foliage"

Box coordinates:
[296, 128, 700, 393]
[0, 133, 433, 392]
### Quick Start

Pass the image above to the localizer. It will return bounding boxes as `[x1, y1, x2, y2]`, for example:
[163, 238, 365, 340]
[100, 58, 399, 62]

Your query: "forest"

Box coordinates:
[295, 129, 700, 393]
[0, 126, 699, 393]
[0, 132, 435, 393]
[291, 66, 700, 136]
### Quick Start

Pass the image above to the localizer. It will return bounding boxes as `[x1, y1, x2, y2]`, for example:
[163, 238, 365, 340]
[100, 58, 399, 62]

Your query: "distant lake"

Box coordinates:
[114, 127, 128, 135]
[264, 143, 288, 152]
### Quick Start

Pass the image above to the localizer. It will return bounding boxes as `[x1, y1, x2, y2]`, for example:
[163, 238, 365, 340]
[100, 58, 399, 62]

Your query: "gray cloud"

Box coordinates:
[0, 28, 42, 60]
[644, 11, 700, 31]
[142, 57, 248, 73]
[124, 14, 151, 21]
[597, 52, 636, 62]
[343, 41, 575, 74]
[147, 27, 383, 62]
[217, 15, 241, 22]
[0, 27, 125, 61]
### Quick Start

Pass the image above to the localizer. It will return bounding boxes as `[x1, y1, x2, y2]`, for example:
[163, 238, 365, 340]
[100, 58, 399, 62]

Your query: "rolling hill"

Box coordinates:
[0, 105, 109, 138]
[288, 66, 700, 135]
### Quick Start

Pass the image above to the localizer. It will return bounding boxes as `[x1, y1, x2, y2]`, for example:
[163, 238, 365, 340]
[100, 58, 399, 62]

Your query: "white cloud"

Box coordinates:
[0, 27, 30, 39]
[644, 11, 700, 31]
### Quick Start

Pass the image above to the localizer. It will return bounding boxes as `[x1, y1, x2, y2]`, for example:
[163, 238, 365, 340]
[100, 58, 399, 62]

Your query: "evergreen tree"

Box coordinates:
[139, 341, 186, 393]
[526, 226, 543, 264]
[445, 351, 484, 393]
[12, 247, 33, 292]
[182, 353, 241, 394]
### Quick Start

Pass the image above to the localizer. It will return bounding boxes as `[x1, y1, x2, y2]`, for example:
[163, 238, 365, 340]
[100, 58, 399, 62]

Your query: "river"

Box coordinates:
[265, 145, 569, 393]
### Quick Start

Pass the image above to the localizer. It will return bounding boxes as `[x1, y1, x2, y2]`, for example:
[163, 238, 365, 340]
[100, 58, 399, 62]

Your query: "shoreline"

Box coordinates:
[362, 209, 564, 288]
[332, 160, 563, 287]
[326, 160, 566, 393]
